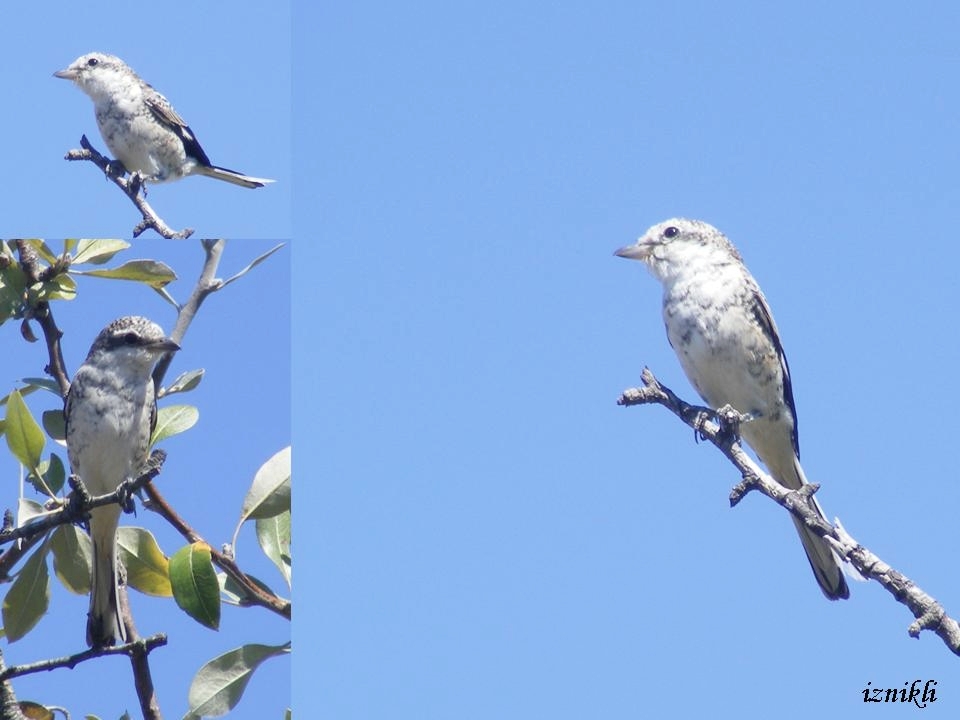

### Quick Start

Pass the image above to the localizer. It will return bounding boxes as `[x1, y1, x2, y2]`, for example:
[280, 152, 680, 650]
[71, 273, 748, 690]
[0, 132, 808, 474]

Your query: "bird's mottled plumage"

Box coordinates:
[616, 218, 848, 600]
[65, 316, 179, 645]
[55, 52, 273, 188]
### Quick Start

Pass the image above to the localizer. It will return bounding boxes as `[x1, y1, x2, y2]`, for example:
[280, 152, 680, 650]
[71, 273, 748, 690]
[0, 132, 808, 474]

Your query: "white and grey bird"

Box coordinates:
[615, 218, 849, 600]
[55, 52, 273, 189]
[65, 316, 179, 646]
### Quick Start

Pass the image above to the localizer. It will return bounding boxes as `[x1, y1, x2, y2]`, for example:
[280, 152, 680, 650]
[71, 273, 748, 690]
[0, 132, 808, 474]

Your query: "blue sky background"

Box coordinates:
[314, 2, 960, 718]
[7, 1, 960, 718]
[3, 2, 290, 239]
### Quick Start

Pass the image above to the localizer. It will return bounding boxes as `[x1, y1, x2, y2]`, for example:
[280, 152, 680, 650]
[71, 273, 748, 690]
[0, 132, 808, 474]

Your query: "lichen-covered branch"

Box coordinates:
[618, 366, 960, 657]
[63, 135, 194, 239]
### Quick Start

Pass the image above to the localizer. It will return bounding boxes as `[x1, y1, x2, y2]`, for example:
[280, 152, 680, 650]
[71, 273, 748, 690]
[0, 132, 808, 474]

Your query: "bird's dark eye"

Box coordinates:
[87, 57, 99, 67]
[122, 332, 139, 345]
[664, 226, 679, 239]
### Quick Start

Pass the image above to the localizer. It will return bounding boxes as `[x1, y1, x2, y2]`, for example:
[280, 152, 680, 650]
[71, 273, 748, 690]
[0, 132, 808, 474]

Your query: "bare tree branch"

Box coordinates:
[0, 634, 167, 682]
[142, 481, 291, 620]
[152, 239, 225, 389]
[63, 135, 194, 239]
[14, 242, 70, 395]
[618, 366, 960, 657]
[0, 451, 168, 556]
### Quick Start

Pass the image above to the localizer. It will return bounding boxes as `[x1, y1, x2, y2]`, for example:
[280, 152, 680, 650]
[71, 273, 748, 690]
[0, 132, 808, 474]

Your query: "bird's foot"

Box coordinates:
[104, 159, 128, 180]
[117, 479, 137, 515]
[127, 170, 148, 197]
[701, 404, 753, 444]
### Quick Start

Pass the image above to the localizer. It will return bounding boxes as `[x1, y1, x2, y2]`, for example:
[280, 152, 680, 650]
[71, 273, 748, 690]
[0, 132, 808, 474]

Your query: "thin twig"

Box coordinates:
[14, 242, 70, 395]
[618, 367, 960, 656]
[0, 451, 168, 554]
[142, 482, 291, 620]
[0, 634, 167, 682]
[152, 239, 225, 389]
[63, 135, 194, 239]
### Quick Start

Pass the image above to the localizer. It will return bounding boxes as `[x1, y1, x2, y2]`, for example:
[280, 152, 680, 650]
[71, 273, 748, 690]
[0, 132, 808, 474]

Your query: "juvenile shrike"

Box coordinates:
[55, 52, 273, 189]
[65, 316, 179, 645]
[615, 218, 849, 600]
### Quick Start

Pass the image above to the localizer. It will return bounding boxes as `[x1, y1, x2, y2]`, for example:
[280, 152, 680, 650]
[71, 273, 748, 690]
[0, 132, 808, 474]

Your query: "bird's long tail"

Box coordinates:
[88, 505, 126, 646]
[776, 457, 849, 600]
[195, 164, 275, 189]
[791, 501, 849, 600]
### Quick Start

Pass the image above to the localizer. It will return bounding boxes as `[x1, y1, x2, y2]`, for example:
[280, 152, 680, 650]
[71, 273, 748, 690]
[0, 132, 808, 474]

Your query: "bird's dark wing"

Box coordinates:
[149, 381, 158, 439]
[144, 90, 213, 167]
[749, 288, 799, 456]
[63, 386, 72, 439]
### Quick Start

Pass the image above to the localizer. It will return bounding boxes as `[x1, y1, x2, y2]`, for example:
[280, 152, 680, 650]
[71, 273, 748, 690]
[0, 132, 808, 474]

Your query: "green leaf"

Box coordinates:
[170, 543, 220, 630]
[29, 452, 65, 496]
[50, 524, 92, 594]
[42, 409, 66, 443]
[239, 447, 291, 524]
[0, 262, 27, 323]
[19, 377, 62, 395]
[2, 542, 50, 642]
[118, 527, 172, 597]
[153, 285, 181, 310]
[232, 447, 290, 552]
[18, 498, 46, 526]
[16, 700, 54, 720]
[220, 243, 286, 289]
[71, 239, 130, 265]
[75, 259, 178, 289]
[4, 390, 45, 471]
[218, 571, 278, 607]
[151, 404, 199, 444]
[162, 369, 205, 397]
[28, 274, 77, 303]
[185, 643, 291, 718]
[256, 510, 291, 588]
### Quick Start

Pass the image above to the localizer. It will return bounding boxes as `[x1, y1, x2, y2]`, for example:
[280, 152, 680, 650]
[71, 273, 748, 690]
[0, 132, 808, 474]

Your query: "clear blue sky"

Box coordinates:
[7, 1, 960, 718]
[314, 2, 960, 718]
[4, 1, 290, 239]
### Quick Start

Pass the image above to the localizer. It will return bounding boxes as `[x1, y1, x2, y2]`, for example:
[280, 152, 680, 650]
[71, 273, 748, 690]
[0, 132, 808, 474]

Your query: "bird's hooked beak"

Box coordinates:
[150, 338, 181, 354]
[53, 67, 78, 81]
[613, 239, 652, 261]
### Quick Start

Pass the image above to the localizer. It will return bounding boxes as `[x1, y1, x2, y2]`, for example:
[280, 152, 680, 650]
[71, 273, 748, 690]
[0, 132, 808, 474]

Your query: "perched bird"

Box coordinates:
[65, 316, 179, 645]
[54, 52, 273, 189]
[615, 218, 849, 600]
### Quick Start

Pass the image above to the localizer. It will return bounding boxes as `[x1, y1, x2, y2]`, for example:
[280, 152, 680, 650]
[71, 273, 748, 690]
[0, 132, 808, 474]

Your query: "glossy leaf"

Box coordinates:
[151, 404, 199, 444]
[76, 259, 177, 289]
[42, 409, 66, 444]
[50, 524, 92, 594]
[170, 543, 220, 630]
[4, 390, 44, 471]
[186, 643, 290, 717]
[71, 239, 129, 265]
[118, 527, 172, 597]
[239, 447, 291, 523]
[2, 543, 50, 641]
[17, 701, 54, 719]
[218, 571, 278, 607]
[20, 377, 62, 395]
[256, 510, 291, 588]
[162, 368, 205, 397]
[29, 452, 65, 495]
